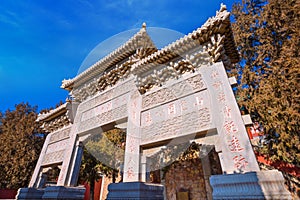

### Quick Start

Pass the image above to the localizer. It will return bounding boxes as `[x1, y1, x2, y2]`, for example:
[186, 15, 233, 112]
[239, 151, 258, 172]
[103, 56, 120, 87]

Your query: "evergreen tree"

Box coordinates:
[0, 103, 46, 189]
[231, 0, 300, 166]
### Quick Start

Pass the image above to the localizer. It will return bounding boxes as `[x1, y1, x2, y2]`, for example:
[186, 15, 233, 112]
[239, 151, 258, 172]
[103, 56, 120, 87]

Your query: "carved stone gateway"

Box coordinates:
[16, 5, 291, 200]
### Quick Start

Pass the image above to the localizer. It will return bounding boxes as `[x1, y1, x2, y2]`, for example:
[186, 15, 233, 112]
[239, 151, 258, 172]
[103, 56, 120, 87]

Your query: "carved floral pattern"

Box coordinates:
[42, 150, 65, 166]
[142, 74, 206, 109]
[49, 128, 71, 143]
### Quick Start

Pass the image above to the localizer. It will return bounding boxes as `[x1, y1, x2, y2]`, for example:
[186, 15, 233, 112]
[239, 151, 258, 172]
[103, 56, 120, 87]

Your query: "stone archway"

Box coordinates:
[17, 5, 291, 199]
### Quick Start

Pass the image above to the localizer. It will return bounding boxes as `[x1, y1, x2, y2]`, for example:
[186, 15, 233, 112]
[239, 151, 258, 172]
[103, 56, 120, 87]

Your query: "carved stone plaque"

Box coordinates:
[141, 90, 212, 145]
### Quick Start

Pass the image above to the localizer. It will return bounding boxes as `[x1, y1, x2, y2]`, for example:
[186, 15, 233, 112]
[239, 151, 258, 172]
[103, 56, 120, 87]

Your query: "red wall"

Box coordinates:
[256, 153, 300, 177]
[0, 189, 17, 199]
[83, 178, 103, 200]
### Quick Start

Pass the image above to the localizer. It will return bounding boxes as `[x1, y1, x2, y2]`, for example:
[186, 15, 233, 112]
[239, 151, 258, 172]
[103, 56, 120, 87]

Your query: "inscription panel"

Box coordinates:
[142, 73, 206, 110]
[141, 90, 212, 145]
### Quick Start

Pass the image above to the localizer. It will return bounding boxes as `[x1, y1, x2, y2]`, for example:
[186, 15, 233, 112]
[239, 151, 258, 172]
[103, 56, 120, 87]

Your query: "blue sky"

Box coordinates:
[0, 0, 241, 112]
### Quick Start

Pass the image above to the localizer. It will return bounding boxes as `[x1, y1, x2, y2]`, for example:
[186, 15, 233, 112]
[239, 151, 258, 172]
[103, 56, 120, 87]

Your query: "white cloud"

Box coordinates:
[0, 11, 21, 27]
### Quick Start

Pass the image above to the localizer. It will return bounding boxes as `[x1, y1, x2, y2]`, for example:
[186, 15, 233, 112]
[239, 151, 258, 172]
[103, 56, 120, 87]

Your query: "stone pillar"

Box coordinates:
[56, 131, 78, 186]
[123, 91, 142, 182]
[29, 135, 51, 187]
[36, 167, 52, 189]
[36, 173, 47, 189]
[69, 141, 84, 186]
[56, 103, 80, 186]
[201, 153, 212, 200]
[140, 155, 147, 182]
[200, 62, 260, 173]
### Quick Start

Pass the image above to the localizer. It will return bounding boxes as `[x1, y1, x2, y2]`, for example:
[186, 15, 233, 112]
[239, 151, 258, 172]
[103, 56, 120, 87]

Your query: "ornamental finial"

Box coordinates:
[142, 22, 146, 29]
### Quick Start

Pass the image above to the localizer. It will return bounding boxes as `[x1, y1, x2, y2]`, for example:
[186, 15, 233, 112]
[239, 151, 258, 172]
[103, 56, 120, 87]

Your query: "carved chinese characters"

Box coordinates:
[211, 68, 249, 171]
[141, 89, 212, 145]
[123, 91, 142, 182]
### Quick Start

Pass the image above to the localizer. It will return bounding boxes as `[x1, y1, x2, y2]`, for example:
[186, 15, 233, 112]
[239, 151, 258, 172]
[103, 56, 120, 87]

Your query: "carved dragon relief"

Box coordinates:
[70, 47, 156, 102]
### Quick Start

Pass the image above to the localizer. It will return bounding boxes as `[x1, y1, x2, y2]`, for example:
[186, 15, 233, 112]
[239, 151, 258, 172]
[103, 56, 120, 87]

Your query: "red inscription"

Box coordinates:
[145, 112, 152, 125]
[126, 167, 134, 179]
[233, 154, 248, 170]
[210, 70, 220, 79]
[194, 96, 203, 107]
[168, 103, 176, 115]
[228, 135, 244, 152]
[132, 100, 137, 109]
[212, 81, 223, 90]
[223, 105, 232, 118]
[131, 111, 137, 120]
[180, 100, 188, 112]
[217, 92, 226, 103]
[155, 110, 163, 118]
[223, 121, 238, 135]
[128, 137, 138, 153]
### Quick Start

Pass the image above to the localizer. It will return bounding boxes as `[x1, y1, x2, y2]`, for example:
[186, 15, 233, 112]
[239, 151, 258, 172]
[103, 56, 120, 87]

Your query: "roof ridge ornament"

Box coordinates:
[142, 22, 146, 30]
[219, 3, 227, 13]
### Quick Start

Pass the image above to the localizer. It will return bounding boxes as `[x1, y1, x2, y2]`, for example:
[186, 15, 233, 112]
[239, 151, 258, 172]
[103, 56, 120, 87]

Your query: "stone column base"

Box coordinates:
[16, 188, 44, 200]
[210, 170, 292, 199]
[16, 186, 85, 200]
[42, 186, 85, 200]
[106, 182, 164, 200]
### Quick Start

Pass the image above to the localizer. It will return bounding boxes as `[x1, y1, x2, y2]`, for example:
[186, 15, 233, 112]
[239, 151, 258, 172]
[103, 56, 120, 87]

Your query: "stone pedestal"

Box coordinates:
[210, 170, 292, 199]
[16, 188, 44, 200]
[106, 182, 164, 200]
[42, 186, 85, 200]
[16, 186, 85, 200]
